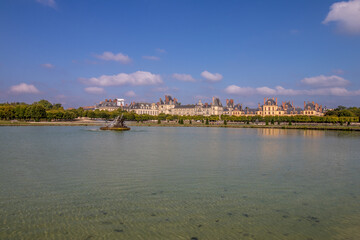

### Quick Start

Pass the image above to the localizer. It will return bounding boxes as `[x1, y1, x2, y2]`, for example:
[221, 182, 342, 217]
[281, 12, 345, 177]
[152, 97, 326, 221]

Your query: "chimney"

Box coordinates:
[264, 97, 266, 104]
[315, 103, 319, 110]
[292, 101, 294, 107]
[275, 97, 277, 105]
[230, 99, 234, 105]
[282, 101, 285, 109]
[272, 97, 275, 101]
[258, 103, 261, 109]
[312, 101, 314, 105]
[304, 101, 306, 109]
[226, 99, 229, 106]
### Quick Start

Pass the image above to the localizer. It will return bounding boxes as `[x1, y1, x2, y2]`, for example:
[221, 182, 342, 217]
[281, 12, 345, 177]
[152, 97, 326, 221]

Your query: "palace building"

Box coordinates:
[94, 95, 325, 117]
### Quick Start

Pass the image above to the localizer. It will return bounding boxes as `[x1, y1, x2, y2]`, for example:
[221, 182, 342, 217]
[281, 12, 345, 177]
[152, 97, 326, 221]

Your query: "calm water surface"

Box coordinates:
[0, 126, 359, 239]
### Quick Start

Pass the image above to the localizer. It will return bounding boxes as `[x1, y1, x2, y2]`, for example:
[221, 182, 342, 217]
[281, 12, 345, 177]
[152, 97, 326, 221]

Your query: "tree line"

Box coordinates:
[1, 100, 359, 124]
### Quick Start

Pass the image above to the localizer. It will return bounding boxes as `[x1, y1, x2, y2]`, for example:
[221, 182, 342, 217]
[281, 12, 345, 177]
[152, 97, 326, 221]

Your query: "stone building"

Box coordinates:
[171, 104, 197, 116]
[158, 95, 179, 114]
[107, 95, 326, 118]
[128, 102, 158, 116]
[301, 101, 324, 116]
[257, 97, 284, 116]
[280, 101, 302, 115]
[96, 99, 121, 111]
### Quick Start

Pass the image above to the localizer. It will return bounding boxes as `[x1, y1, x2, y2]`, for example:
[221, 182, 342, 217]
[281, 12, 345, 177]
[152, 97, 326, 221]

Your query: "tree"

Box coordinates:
[157, 119, 161, 124]
[88, 111, 96, 119]
[224, 120, 227, 125]
[26, 104, 46, 121]
[205, 118, 209, 125]
[36, 100, 53, 110]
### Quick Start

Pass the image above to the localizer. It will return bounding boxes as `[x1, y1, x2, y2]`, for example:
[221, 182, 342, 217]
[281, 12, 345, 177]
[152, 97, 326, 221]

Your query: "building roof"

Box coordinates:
[174, 104, 196, 109]
[264, 98, 277, 106]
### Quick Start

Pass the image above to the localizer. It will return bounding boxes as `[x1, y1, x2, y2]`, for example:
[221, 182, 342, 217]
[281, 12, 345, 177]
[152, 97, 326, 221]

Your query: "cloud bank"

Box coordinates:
[201, 70, 223, 82]
[172, 73, 195, 82]
[10, 83, 40, 94]
[300, 75, 349, 87]
[95, 51, 131, 64]
[323, 0, 360, 34]
[225, 74, 359, 97]
[81, 71, 163, 86]
[225, 85, 360, 97]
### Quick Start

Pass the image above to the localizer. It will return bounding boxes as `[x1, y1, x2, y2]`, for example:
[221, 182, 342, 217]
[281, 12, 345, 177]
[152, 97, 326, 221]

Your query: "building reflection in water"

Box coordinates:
[257, 128, 325, 138]
[255, 128, 325, 172]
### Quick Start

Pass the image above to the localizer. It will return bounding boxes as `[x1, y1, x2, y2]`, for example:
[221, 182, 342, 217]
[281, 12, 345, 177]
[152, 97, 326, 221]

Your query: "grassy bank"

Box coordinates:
[2, 120, 360, 131]
[0, 120, 105, 126]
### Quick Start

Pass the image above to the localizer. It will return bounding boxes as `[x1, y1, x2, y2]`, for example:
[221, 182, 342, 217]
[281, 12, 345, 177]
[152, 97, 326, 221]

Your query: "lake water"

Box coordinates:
[0, 126, 359, 240]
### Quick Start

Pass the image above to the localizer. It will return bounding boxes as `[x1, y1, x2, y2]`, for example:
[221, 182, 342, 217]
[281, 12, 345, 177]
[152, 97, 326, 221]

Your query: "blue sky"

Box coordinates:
[1, 0, 360, 108]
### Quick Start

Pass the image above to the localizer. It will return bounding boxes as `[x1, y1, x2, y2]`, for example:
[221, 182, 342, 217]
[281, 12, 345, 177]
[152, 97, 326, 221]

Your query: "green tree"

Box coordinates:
[36, 100, 53, 110]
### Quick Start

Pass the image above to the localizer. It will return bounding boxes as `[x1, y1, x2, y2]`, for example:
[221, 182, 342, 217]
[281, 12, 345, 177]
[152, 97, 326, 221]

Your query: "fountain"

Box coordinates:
[100, 114, 130, 131]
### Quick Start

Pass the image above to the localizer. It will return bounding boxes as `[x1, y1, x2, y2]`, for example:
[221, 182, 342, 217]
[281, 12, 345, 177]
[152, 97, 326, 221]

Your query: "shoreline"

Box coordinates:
[0, 120, 105, 126]
[1, 120, 360, 131]
[128, 122, 360, 131]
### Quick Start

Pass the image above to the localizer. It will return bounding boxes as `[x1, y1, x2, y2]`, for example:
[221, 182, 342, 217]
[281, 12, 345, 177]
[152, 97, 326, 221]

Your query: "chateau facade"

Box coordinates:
[95, 95, 325, 117]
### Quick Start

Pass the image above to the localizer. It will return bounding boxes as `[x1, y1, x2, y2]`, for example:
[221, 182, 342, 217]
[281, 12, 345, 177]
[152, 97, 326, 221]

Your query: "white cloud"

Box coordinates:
[225, 85, 256, 95]
[323, 0, 360, 34]
[305, 87, 360, 96]
[84, 87, 105, 94]
[36, 0, 56, 8]
[142, 56, 160, 61]
[225, 85, 360, 97]
[125, 90, 136, 97]
[201, 70, 223, 82]
[256, 87, 277, 95]
[300, 75, 349, 87]
[81, 71, 163, 86]
[10, 83, 40, 94]
[41, 63, 54, 69]
[95, 51, 131, 64]
[172, 73, 196, 82]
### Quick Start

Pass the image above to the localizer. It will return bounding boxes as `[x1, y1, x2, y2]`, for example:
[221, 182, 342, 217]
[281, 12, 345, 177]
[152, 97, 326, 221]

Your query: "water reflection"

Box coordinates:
[0, 126, 359, 240]
[257, 128, 325, 138]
